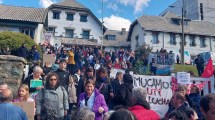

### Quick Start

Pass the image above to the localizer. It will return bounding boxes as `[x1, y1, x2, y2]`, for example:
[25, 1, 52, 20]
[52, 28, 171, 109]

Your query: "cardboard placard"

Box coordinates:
[133, 75, 173, 118]
[177, 72, 191, 84]
[12, 102, 35, 120]
[43, 54, 55, 66]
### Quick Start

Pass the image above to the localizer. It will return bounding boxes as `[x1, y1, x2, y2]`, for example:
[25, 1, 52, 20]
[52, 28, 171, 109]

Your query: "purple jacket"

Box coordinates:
[78, 88, 108, 120]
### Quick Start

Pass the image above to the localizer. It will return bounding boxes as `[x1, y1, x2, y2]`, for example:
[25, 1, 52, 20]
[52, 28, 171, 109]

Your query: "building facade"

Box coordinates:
[128, 12, 215, 57]
[0, 5, 47, 44]
[160, 0, 215, 24]
[47, 0, 105, 45]
[103, 28, 130, 51]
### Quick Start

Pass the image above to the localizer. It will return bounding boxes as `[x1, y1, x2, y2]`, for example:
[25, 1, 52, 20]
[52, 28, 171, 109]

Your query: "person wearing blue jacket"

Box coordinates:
[0, 89, 28, 120]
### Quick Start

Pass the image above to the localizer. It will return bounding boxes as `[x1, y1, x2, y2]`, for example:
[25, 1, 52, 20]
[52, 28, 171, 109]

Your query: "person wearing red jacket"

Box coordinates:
[128, 87, 160, 120]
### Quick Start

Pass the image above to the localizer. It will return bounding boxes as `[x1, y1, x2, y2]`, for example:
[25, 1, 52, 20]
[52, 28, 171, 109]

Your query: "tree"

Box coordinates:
[133, 43, 153, 74]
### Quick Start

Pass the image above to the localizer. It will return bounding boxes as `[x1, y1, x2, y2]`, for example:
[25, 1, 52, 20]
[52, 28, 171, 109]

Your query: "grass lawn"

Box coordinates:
[173, 64, 198, 76]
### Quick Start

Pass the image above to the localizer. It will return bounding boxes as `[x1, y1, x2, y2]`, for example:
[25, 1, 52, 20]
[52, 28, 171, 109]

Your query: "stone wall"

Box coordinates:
[0, 55, 27, 96]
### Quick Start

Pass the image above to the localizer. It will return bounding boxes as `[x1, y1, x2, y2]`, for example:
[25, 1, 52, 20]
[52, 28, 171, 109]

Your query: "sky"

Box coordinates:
[0, 0, 177, 30]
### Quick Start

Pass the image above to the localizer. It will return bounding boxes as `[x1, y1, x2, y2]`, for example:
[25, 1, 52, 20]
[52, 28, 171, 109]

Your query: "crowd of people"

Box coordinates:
[0, 44, 214, 120]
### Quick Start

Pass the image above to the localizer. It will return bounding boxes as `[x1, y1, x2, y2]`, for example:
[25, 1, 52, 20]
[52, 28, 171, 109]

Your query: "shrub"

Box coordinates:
[0, 31, 42, 60]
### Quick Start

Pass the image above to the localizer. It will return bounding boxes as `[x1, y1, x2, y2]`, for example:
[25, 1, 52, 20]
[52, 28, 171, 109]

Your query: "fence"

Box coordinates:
[190, 76, 215, 95]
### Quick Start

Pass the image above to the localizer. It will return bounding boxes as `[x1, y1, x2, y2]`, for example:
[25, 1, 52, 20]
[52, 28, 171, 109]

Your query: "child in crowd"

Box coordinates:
[13, 84, 34, 102]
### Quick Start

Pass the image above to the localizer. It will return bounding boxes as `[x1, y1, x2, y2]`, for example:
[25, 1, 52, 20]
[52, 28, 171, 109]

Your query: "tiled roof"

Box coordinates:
[136, 12, 215, 36]
[53, 0, 86, 9]
[61, 38, 101, 46]
[0, 5, 46, 23]
[103, 30, 130, 47]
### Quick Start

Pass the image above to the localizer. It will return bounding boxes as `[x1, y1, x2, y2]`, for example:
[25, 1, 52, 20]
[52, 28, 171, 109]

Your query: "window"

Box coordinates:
[47, 27, 56, 36]
[189, 35, 196, 47]
[200, 36, 206, 48]
[53, 12, 60, 19]
[152, 32, 159, 44]
[135, 35, 139, 48]
[170, 34, 176, 45]
[82, 30, 90, 39]
[106, 35, 116, 40]
[65, 29, 74, 38]
[80, 15, 87, 22]
[20, 28, 35, 39]
[200, 3, 204, 20]
[67, 13, 74, 21]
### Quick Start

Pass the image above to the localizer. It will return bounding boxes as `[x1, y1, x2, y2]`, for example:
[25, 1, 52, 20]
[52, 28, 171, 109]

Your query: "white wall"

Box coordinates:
[48, 9, 102, 44]
[130, 23, 144, 50]
[130, 23, 215, 56]
[34, 24, 44, 44]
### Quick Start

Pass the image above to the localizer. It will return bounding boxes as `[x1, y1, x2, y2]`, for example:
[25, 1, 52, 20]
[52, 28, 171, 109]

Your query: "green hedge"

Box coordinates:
[0, 31, 42, 60]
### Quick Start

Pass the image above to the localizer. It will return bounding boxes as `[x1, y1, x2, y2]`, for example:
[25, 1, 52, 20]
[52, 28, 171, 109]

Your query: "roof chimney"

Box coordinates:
[121, 28, 126, 35]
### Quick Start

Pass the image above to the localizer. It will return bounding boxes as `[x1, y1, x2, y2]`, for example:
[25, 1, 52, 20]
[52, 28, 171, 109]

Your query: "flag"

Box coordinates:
[201, 58, 214, 78]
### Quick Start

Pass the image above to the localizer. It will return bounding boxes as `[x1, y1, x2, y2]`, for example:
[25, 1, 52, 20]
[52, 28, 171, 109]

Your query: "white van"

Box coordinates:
[197, 52, 215, 65]
[171, 50, 191, 64]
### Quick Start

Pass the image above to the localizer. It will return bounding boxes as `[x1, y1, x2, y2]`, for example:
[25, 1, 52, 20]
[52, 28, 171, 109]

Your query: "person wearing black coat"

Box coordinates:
[109, 72, 123, 109]
[194, 55, 205, 76]
[95, 67, 113, 104]
[18, 43, 28, 59]
[115, 73, 133, 108]
[23, 66, 44, 93]
[54, 59, 70, 90]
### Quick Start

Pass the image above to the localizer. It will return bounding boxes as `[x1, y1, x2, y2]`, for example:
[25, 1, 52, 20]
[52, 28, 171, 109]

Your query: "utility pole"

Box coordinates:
[101, 0, 104, 52]
[181, 0, 185, 65]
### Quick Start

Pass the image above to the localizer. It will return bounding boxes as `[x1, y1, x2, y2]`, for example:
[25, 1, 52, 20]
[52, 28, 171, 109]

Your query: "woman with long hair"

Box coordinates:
[13, 84, 34, 102]
[36, 72, 69, 120]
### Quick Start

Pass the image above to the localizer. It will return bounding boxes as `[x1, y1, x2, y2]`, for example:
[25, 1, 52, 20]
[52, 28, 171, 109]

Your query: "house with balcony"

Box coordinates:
[47, 0, 105, 46]
[0, 4, 47, 44]
[128, 12, 215, 57]
[103, 28, 130, 51]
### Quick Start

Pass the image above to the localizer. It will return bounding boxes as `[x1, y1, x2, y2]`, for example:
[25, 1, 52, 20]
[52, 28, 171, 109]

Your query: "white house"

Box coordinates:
[0, 4, 47, 44]
[47, 0, 105, 46]
[128, 12, 215, 57]
[103, 28, 130, 51]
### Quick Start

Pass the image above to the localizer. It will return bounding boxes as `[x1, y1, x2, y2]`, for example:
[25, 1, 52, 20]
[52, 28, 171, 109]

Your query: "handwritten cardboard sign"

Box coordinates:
[43, 54, 55, 66]
[133, 75, 172, 118]
[12, 102, 35, 120]
[177, 72, 191, 84]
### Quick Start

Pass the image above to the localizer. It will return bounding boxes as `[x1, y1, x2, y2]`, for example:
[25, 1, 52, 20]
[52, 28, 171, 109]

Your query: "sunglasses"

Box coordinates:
[50, 78, 57, 81]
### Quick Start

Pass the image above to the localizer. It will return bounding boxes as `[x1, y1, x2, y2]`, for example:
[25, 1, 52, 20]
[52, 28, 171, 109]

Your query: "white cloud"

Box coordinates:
[0, 0, 3, 4]
[39, 0, 54, 8]
[102, 15, 131, 31]
[107, 3, 119, 12]
[105, 0, 151, 14]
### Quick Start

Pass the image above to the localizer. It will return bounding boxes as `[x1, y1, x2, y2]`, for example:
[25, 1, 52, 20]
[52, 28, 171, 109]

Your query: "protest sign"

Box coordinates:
[12, 102, 35, 120]
[43, 54, 56, 66]
[148, 53, 175, 75]
[133, 74, 172, 118]
[30, 80, 43, 88]
[177, 72, 191, 84]
[110, 69, 125, 78]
